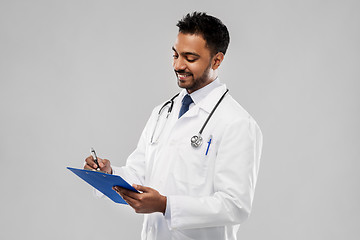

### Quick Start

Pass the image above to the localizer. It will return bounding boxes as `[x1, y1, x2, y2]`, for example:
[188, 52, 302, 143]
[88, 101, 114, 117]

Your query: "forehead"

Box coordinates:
[173, 33, 211, 56]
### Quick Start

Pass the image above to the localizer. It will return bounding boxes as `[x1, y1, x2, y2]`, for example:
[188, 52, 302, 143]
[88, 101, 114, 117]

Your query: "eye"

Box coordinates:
[186, 58, 197, 63]
[172, 54, 178, 59]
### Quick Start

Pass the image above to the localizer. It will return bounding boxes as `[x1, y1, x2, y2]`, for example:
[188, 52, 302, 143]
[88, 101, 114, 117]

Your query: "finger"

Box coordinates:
[121, 194, 147, 214]
[112, 187, 132, 204]
[114, 186, 140, 200]
[113, 186, 123, 194]
[84, 156, 92, 164]
[85, 155, 98, 169]
[113, 187, 139, 208]
[84, 161, 97, 170]
[113, 186, 132, 196]
[121, 193, 138, 206]
[84, 163, 94, 170]
[117, 187, 139, 199]
[133, 184, 151, 193]
[98, 158, 106, 168]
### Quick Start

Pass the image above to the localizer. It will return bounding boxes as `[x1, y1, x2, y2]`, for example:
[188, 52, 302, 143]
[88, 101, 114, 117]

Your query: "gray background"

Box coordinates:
[1, 0, 359, 239]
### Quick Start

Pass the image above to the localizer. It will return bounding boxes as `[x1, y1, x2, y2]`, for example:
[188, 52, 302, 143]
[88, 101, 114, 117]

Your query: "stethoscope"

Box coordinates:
[150, 89, 229, 148]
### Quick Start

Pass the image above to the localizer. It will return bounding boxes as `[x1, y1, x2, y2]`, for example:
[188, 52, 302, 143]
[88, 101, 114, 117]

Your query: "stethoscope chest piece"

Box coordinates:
[191, 134, 203, 148]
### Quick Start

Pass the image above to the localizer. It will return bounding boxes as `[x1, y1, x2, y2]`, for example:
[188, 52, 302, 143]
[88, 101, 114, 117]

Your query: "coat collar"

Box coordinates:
[178, 84, 227, 118]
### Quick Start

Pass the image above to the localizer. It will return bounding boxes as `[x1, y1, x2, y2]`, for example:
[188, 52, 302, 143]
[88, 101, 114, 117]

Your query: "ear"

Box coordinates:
[211, 52, 225, 70]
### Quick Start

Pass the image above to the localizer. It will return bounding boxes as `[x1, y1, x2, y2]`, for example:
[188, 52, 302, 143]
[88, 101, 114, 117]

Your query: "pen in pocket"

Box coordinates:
[205, 135, 212, 156]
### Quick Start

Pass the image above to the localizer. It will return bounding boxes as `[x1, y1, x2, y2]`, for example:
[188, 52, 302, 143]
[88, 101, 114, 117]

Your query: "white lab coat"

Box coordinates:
[112, 84, 263, 240]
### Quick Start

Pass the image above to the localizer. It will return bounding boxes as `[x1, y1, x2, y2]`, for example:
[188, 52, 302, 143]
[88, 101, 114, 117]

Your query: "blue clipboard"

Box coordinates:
[67, 167, 139, 205]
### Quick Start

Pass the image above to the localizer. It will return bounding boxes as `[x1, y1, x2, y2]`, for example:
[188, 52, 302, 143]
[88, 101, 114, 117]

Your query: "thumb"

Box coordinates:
[98, 158, 105, 168]
[133, 184, 151, 193]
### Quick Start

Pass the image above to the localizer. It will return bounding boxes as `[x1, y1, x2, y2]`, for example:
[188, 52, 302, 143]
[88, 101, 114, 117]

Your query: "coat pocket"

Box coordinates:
[172, 139, 210, 188]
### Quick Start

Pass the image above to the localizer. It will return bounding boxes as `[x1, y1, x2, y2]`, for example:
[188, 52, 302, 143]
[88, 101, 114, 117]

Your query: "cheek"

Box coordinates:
[190, 64, 205, 76]
[188, 63, 199, 72]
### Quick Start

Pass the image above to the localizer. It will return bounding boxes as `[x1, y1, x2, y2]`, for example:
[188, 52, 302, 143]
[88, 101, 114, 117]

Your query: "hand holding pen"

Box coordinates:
[90, 147, 100, 169]
[84, 147, 113, 174]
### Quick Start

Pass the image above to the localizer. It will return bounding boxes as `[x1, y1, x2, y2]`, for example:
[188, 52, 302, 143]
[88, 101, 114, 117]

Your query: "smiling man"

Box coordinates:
[85, 12, 263, 240]
[172, 33, 220, 93]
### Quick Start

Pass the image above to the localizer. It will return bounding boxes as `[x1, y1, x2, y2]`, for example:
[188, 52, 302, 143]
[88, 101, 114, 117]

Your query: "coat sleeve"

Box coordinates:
[165, 117, 263, 230]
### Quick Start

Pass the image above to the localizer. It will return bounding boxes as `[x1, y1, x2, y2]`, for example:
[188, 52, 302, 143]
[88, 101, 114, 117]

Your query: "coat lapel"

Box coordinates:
[181, 84, 227, 119]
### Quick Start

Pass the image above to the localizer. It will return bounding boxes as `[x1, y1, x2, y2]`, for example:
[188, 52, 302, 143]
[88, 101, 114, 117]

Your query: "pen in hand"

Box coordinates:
[90, 147, 100, 170]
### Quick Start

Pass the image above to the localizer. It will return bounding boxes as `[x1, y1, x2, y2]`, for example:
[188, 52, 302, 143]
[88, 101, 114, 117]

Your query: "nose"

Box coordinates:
[173, 57, 186, 71]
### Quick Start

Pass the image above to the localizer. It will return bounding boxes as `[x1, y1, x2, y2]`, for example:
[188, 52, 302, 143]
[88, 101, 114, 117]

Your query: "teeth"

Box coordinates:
[178, 74, 189, 78]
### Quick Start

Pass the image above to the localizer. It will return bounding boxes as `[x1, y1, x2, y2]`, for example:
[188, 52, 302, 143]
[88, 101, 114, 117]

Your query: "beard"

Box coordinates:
[175, 62, 212, 93]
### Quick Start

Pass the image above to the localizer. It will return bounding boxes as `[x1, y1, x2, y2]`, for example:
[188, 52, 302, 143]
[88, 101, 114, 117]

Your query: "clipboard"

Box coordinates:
[67, 167, 139, 204]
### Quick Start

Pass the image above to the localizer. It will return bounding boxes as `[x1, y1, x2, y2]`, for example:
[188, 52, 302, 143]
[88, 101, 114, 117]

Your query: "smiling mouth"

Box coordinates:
[176, 72, 192, 80]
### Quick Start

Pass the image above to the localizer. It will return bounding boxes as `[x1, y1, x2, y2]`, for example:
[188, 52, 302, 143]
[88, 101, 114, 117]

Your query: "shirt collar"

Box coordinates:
[188, 77, 222, 105]
[177, 78, 227, 115]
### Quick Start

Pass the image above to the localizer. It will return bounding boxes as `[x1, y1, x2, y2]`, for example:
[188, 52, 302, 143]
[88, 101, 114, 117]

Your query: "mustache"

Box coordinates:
[175, 70, 192, 75]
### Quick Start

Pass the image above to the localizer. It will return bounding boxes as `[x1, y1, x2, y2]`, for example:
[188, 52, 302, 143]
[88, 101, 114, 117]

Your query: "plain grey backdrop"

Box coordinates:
[1, 0, 359, 239]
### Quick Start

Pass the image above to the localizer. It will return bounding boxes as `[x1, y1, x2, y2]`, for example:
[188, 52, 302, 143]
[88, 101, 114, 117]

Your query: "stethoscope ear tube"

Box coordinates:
[151, 92, 180, 144]
[168, 93, 179, 114]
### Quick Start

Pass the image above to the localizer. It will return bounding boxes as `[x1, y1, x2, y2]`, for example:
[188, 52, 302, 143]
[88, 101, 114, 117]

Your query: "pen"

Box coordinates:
[90, 147, 100, 170]
[205, 135, 212, 156]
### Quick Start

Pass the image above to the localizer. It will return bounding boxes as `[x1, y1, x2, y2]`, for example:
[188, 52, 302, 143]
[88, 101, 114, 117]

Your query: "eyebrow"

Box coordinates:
[172, 46, 200, 58]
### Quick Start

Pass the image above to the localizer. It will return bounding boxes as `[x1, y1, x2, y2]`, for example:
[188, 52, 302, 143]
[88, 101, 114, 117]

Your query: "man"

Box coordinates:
[85, 12, 262, 240]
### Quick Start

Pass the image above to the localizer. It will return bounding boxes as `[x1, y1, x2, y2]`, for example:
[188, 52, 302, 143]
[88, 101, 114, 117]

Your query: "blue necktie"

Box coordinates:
[179, 94, 193, 118]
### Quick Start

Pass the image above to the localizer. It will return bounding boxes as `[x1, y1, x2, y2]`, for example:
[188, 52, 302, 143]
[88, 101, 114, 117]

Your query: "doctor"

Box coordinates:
[84, 12, 262, 240]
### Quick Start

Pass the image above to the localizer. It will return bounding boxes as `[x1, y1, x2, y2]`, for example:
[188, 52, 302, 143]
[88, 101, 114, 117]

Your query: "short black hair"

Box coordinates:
[176, 12, 230, 56]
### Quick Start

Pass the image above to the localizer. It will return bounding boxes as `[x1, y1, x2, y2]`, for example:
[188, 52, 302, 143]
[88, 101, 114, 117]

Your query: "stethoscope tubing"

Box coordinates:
[151, 89, 229, 147]
[157, 93, 180, 115]
[198, 89, 229, 135]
